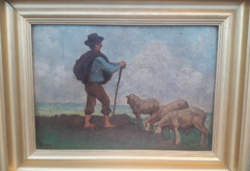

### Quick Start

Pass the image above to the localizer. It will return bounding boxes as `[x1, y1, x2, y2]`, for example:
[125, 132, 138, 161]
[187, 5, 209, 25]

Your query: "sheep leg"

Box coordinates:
[202, 127, 209, 147]
[174, 127, 180, 145]
[204, 128, 209, 147]
[136, 113, 141, 124]
[144, 123, 151, 131]
[169, 128, 172, 138]
[194, 123, 209, 147]
[161, 126, 166, 136]
[177, 129, 181, 145]
[199, 133, 204, 146]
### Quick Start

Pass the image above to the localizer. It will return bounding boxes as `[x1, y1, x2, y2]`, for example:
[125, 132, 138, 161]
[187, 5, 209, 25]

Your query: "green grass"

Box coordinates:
[36, 117, 212, 150]
[35, 103, 213, 150]
[130, 118, 212, 150]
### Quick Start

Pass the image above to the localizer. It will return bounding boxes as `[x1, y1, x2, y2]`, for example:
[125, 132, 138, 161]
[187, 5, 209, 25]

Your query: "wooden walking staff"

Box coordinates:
[111, 68, 122, 117]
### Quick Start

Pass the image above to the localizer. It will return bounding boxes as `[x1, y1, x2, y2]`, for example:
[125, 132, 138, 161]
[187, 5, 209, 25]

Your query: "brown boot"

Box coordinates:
[104, 115, 116, 128]
[84, 115, 95, 128]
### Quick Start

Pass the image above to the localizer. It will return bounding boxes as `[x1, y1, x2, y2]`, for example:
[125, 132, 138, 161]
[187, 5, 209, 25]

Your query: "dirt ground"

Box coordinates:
[35, 114, 183, 150]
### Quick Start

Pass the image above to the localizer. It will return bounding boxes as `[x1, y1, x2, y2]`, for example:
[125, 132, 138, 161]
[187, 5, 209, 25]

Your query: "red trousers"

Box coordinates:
[84, 82, 111, 115]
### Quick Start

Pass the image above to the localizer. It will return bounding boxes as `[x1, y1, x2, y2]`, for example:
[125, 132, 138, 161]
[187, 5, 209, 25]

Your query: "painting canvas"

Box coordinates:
[33, 25, 218, 150]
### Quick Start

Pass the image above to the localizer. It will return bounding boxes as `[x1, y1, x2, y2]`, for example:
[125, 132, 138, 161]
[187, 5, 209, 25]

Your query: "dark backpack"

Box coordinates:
[73, 50, 112, 84]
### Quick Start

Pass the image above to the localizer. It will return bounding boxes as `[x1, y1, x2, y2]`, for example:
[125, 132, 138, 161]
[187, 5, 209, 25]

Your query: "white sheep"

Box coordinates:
[142, 100, 189, 132]
[154, 107, 209, 146]
[126, 94, 159, 124]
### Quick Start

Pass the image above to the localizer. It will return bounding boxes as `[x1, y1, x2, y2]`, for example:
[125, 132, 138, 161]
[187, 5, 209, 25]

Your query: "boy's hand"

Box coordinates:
[120, 61, 126, 69]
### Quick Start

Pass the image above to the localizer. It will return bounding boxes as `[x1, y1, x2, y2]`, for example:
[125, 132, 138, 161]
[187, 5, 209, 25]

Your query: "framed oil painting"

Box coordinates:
[33, 25, 217, 151]
[1, 0, 250, 171]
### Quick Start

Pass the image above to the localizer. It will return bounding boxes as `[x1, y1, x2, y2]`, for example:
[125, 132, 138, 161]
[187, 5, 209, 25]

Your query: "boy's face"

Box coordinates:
[95, 43, 102, 51]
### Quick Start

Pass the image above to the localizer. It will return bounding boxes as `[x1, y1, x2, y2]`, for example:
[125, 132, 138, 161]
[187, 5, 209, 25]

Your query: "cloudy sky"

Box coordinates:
[32, 25, 218, 113]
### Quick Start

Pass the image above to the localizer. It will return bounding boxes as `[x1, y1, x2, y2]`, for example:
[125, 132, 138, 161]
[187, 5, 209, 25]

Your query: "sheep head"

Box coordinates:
[142, 122, 152, 131]
[126, 94, 138, 104]
[154, 124, 162, 134]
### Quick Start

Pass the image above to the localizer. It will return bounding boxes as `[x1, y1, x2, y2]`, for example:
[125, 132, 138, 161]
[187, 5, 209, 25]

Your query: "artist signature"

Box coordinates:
[39, 141, 61, 148]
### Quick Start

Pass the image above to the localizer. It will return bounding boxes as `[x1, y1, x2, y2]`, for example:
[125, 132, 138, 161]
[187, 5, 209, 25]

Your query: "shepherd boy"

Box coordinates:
[74, 33, 126, 128]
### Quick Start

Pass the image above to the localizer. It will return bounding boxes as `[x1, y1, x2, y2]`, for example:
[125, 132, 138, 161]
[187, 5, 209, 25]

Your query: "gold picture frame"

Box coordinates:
[0, 0, 8, 171]
[0, 0, 250, 170]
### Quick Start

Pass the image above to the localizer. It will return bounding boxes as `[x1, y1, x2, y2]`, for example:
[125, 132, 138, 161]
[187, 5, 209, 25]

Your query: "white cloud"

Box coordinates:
[177, 65, 202, 91]
[103, 40, 215, 112]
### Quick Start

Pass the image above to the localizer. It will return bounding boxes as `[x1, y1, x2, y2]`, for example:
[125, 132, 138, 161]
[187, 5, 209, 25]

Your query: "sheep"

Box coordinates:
[154, 107, 209, 146]
[142, 100, 189, 132]
[126, 94, 159, 124]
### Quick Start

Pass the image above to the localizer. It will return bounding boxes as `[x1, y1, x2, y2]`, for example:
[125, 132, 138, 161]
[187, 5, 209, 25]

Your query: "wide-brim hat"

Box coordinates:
[84, 33, 104, 46]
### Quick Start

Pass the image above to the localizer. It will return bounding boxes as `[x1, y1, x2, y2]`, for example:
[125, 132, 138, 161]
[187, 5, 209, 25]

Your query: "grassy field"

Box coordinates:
[36, 115, 212, 150]
[35, 103, 213, 150]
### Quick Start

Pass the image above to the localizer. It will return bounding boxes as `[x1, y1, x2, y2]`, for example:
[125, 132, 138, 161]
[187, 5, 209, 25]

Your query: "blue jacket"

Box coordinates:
[89, 57, 120, 82]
